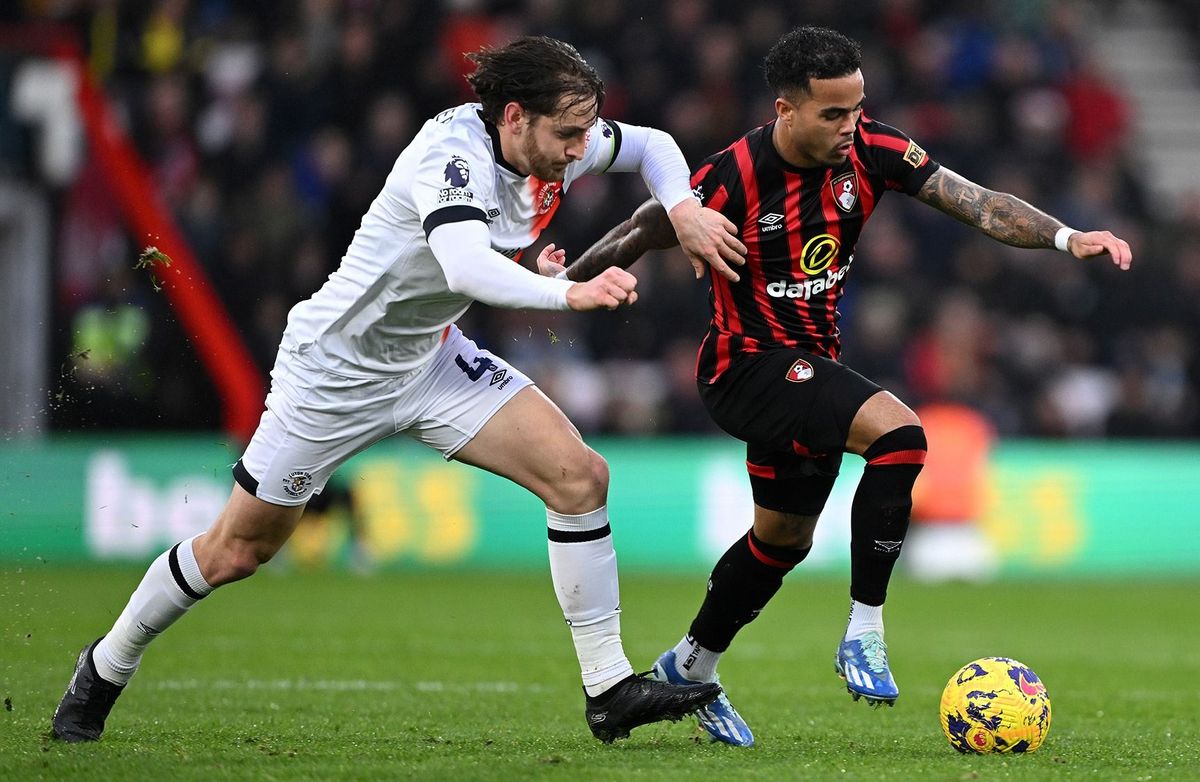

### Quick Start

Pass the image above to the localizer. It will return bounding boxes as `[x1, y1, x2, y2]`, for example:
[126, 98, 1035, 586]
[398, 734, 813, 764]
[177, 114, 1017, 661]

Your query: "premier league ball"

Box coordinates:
[940, 657, 1052, 754]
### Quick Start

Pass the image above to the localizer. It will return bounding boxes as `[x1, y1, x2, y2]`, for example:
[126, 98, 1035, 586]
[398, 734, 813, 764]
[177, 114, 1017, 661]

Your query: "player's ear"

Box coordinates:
[501, 101, 526, 131]
[774, 96, 794, 124]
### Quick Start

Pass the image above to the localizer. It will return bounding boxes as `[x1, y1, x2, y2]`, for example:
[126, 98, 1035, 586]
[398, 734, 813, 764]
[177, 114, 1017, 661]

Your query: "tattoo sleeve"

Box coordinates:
[916, 167, 1064, 249]
[565, 198, 680, 281]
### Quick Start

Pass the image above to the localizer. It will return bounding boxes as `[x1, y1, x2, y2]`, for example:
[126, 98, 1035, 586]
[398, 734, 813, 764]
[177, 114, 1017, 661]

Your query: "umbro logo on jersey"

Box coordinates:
[874, 540, 903, 553]
[490, 368, 512, 389]
[758, 212, 785, 232]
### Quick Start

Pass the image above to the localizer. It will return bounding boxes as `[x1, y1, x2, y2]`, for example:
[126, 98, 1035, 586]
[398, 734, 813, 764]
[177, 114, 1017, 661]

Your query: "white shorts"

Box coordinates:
[236, 325, 532, 505]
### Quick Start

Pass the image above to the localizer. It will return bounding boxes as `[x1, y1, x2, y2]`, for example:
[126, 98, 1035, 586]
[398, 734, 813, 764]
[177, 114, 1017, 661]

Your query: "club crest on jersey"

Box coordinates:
[785, 358, 814, 383]
[535, 181, 561, 215]
[444, 156, 470, 187]
[831, 171, 858, 213]
[282, 470, 314, 498]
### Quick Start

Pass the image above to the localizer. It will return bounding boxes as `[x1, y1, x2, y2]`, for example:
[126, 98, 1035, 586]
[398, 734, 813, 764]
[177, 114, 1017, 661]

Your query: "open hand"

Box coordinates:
[537, 243, 568, 278]
[1067, 230, 1133, 270]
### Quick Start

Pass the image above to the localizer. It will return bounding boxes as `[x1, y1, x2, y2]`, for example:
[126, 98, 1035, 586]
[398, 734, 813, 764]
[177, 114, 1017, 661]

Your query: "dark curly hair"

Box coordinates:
[466, 36, 605, 124]
[763, 26, 862, 98]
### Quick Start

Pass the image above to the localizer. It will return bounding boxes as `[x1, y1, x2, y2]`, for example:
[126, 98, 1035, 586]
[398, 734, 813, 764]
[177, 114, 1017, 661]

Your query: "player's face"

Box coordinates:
[774, 70, 865, 168]
[520, 98, 597, 181]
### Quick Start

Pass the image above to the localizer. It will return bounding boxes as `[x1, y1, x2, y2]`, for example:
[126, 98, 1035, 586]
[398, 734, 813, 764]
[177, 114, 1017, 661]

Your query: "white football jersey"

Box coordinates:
[279, 103, 625, 376]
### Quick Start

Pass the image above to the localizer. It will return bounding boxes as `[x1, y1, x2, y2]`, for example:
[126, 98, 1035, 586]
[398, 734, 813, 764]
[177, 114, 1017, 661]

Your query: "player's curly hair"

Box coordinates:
[764, 26, 862, 98]
[466, 36, 605, 124]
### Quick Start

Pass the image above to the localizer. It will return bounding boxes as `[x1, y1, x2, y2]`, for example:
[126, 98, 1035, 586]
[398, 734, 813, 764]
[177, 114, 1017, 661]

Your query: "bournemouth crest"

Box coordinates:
[831, 171, 858, 213]
[785, 358, 814, 383]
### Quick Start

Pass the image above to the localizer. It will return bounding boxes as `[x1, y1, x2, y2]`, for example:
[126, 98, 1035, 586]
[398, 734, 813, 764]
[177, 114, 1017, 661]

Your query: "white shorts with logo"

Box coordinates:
[236, 325, 531, 505]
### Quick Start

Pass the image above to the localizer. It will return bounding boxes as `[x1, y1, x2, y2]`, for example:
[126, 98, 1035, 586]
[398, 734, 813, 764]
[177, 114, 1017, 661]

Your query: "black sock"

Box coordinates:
[688, 529, 810, 652]
[850, 425, 926, 605]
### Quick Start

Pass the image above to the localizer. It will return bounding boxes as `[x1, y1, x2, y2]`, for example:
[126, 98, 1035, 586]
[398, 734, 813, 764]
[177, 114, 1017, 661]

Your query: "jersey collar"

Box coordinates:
[479, 110, 525, 178]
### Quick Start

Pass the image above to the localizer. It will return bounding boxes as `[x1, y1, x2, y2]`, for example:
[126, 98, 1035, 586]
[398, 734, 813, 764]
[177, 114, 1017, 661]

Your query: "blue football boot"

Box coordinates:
[835, 630, 898, 707]
[650, 650, 755, 747]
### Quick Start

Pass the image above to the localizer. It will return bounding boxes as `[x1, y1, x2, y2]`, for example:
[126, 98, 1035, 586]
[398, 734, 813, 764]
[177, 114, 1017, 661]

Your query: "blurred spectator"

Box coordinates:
[3, 1, 1193, 438]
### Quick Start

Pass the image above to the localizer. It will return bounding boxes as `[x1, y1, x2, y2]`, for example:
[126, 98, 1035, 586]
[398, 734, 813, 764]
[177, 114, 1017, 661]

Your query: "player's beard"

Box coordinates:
[524, 135, 568, 181]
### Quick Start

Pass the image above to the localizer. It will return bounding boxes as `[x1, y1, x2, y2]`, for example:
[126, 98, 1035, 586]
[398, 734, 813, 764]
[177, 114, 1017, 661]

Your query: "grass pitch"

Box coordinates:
[1, 565, 1196, 780]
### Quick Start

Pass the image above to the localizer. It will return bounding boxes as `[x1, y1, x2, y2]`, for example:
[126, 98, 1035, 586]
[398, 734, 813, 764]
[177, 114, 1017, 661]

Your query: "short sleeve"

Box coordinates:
[857, 116, 940, 195]
[414, 135, 494, 238]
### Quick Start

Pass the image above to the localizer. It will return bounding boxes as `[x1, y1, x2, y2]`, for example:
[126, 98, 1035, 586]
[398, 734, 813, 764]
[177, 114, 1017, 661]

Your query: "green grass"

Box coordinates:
[1, 566, 1196, 780]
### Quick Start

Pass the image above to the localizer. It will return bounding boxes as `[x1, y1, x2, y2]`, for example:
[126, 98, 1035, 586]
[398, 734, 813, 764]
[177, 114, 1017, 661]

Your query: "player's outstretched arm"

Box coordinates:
[557, 198, 680, 282]
[916, 167, 1133, 270]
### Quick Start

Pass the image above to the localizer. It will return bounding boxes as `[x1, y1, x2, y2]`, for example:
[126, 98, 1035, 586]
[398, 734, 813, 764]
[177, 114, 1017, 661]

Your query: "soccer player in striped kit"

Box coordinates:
[51, 36, 747, 745]
[549, 26, 1132, 746]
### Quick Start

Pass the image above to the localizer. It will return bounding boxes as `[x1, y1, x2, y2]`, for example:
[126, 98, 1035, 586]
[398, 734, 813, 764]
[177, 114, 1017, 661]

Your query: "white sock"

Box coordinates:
[93, 535, 213, 685]
[671, 634, 721, 682]
[844, 599, 884, 641]
[546, 506, 634, 697]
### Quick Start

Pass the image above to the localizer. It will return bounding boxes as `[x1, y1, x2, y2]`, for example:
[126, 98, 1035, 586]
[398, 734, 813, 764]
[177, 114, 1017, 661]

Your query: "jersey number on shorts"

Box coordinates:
[456, 354, 497, 382]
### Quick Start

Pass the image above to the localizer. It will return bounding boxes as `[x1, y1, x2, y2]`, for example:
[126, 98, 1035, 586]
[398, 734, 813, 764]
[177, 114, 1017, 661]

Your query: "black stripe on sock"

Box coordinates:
[168, 543, 204, 600]
[232, 459, 259, 495]
[547, 523, 612, 543]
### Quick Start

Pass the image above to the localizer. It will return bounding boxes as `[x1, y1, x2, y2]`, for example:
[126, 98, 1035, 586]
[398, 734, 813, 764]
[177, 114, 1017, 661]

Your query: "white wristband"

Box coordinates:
[554, 269, 570, 280]
[1054, 226, 1077, 253]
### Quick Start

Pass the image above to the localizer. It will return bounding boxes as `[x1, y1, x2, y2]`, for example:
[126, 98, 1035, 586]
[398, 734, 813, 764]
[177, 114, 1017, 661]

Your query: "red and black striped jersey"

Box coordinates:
[692, 114, 939, 384]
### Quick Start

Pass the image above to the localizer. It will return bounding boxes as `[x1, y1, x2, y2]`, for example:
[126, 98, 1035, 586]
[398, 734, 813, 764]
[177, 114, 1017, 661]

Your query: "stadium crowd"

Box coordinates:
[5, 0, 1198, 438]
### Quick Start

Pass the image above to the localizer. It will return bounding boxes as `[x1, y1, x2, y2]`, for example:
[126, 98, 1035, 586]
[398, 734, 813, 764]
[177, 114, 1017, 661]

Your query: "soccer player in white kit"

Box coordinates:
[52, 36, 747, 744]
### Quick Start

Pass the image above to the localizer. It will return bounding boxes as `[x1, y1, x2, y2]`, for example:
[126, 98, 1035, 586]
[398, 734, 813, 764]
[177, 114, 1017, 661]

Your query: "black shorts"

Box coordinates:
[698, 349, 882, 516]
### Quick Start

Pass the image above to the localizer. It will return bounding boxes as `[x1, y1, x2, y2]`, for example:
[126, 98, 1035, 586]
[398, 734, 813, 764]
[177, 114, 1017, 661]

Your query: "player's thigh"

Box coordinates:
[396, 327, 600, 507]
[453, 385, 604, 507]
[199, 482, 306, 556]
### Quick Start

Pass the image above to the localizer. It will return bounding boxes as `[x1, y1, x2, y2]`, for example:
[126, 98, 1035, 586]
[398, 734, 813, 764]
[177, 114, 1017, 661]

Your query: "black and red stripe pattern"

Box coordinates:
[692, 116, 938, 384]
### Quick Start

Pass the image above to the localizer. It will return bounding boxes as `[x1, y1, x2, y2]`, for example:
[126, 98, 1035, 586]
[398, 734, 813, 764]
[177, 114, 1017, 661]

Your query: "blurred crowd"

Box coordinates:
[4, 0, 1198, 438]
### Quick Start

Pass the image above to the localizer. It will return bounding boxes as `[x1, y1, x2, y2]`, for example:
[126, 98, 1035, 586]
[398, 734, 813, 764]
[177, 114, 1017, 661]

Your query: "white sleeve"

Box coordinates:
[604, 122, 695, 212]
[428, 221, 572, 311]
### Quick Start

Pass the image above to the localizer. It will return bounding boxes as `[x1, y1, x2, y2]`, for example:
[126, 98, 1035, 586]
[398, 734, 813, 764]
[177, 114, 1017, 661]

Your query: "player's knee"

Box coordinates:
[205, 538, 278, 585]
[862, 424, 928, 467]
[773, 518, 817, 550]
[547, 447, 608, 513]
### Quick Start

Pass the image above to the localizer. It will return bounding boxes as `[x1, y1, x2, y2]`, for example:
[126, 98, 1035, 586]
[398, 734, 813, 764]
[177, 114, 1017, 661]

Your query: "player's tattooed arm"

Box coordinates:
[565, 199, 678, 282]
[916, 167, 1133, 268]
[916, 167, 1062, 249]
